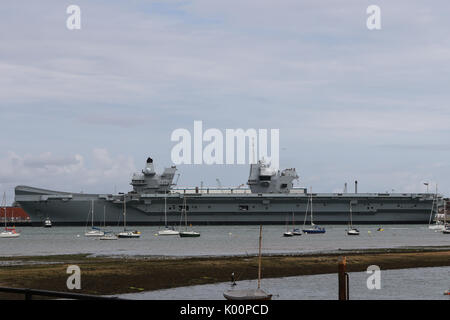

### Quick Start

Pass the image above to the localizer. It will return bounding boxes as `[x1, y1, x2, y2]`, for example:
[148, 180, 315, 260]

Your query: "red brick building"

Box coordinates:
[0, 207, 30, 222]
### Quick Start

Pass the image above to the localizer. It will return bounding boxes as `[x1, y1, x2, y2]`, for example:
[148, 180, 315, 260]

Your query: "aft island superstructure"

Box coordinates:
[15, 157, 442, 225]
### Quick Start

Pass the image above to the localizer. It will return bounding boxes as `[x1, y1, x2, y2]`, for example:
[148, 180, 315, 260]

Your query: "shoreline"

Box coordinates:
[1, 247, 450, 299]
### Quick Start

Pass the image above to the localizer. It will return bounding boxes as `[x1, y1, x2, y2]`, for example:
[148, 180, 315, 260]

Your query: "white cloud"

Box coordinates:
[0, 149, 136, 204]
[0, 0, 450, 202]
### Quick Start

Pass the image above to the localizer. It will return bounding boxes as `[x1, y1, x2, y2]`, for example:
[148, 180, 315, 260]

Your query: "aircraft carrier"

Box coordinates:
[14, 157, 443, 226]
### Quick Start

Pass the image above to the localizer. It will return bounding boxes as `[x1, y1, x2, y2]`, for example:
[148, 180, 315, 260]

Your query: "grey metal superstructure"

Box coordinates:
[15, 157, 443, 225]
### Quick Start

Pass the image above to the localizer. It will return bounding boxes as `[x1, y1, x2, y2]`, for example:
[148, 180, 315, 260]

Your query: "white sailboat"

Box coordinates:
[223, 225, 272, 300]
[85, 200, 104, 237]
[117, 194, 141, 238]
[283, 215, 294, 237]
[302, 188, 325, 234]
[0, 192, 20, 238]
[158, 192, 179, 236]
[428, 185, 445, 231]
[442, 201, 450, 234]
[347, 202, 360, 236]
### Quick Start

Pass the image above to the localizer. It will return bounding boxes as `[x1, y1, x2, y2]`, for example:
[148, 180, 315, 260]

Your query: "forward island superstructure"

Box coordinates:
[15, 157, 443, 225]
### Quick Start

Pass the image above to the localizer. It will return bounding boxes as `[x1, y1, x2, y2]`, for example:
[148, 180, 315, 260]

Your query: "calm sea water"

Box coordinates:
[117, 266, 450, 300]
[0, 224, 448, 257]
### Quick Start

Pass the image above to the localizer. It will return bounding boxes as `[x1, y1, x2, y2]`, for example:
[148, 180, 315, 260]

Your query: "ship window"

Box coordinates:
[239, 205, 249, 211]
[178, 205, 189, 211]
[280, 184, 287, 188]
[259, 176, 271, 181]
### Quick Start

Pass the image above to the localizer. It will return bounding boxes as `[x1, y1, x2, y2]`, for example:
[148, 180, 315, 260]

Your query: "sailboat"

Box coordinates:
[291, 212, 302, 235]
[442, 201, 450, 235]
[283, 215, 294, 237]
[223, 225, 272, 300]
[179, 196, 200, 237]
[302, 188, 325, 234]
[0, 193, 20, 238]
[158, 192, 179, 236]
[347, 202, 360, 235]
[85, 200, 104, 237]
[100, 205, 118, 240]
[429, 185, 445, 231]
[117, 195, 141, 238]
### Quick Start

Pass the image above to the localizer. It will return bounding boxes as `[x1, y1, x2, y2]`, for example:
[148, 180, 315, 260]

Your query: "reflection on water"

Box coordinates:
[0, 225, 448, 257]
[117, 266, 450, 300]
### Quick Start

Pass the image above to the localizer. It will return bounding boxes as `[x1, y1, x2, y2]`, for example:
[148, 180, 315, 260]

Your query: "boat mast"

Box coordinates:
[184, 196, 187, 231]
[92, 200, 94, 228]
[257, 225, 262, 290]
[303, 190, 309, 227]
[2, 192, 6, 229]
[428, 184, 438, 226]
[349, 202, 353, 228]
[445, 201, 447, 226]
[123, 194, 127, 231]
[164, 191, 168, 228]
[292, 212, 295, 230]
[310, 187, 314, 225]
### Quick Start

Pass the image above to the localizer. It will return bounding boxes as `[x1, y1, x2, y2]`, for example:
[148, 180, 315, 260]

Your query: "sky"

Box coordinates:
[1, 0, 450, 204]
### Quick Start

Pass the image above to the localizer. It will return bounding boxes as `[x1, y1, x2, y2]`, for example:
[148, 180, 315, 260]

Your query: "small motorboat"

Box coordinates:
[347, 228, 360, 236]
[44, 218, 52, 228]
[283, 231, 294, 237]
[377, 227, 384, 232]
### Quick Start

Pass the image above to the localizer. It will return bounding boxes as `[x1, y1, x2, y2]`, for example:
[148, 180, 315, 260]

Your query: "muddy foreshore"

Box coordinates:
[0, 247, 449, 299]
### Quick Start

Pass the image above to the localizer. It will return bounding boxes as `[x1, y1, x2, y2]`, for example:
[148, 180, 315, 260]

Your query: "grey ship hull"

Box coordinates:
[15, 186, 436, 226]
